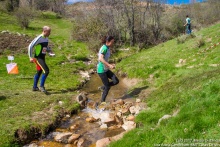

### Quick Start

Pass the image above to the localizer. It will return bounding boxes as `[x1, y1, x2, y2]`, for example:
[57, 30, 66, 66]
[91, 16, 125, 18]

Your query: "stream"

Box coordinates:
[25, 74, 132, 147]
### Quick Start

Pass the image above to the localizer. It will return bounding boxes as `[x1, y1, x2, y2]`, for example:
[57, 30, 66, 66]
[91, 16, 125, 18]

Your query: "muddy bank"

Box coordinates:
[0, 31, 31, 54]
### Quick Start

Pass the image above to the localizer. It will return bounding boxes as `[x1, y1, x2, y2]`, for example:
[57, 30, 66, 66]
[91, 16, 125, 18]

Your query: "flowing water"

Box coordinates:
[26, 74, 131, 147]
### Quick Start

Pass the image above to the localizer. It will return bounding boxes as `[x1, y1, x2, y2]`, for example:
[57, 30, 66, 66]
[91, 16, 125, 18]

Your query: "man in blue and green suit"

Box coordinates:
[28, 26, 52, 93]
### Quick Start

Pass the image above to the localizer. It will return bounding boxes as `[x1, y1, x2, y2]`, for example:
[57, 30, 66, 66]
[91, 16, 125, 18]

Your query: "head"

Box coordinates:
[186, 15, 189, 18]
[101, 36, 114, 47]
[42, 26, 51, 37]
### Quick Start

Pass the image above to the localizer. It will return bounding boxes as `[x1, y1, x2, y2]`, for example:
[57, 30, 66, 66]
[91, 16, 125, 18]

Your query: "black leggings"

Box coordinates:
[98, 70, 119, 102]
[36, 58, 49, 76]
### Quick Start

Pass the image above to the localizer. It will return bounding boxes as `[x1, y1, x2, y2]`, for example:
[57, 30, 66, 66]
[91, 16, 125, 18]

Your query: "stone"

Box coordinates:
[115, 115, 123, 125]
[76, 92, 88, 108]
[100, 124, 108, 129]
[64, 144, 73, 147]
[129, 106, 136, 114]
[116, 112, 122, 118]
[100, 112, 115, 124]
[126, 115, 135, 121]
[96, 137, 111, 147]
[54, 132, 72, 143]
[87, 101, 96, 109]
[113, 99, 124, 105]
[77, 138, 85, 147]
[108, 125, 119, 130]
[157, 115, 172, 126]
[121, 108, 129, 115]
[122, 121, 136, 131]
[68, 134, 80, 144]
[111, 132, 126, 141]
[27, 143, 38, 147]
[136, 99, 141, 103]
[86, 117, 97, 123]
[70, 124, 79, 130]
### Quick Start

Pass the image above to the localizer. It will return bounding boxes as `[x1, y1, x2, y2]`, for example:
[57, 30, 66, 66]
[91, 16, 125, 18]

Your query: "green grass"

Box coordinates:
[0, 11, 91, 146]
[111, 23, 220, 146]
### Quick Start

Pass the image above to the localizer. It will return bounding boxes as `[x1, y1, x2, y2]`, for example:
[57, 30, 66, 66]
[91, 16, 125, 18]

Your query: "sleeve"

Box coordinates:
[28, 35, 42, 58]
[100, 45, 108, 55]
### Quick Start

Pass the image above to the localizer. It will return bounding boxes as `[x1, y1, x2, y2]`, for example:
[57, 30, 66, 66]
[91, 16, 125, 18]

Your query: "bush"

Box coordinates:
[195, 36, 205, 48]
[177, 35, 188, 44]
[15, 7, 34, 29]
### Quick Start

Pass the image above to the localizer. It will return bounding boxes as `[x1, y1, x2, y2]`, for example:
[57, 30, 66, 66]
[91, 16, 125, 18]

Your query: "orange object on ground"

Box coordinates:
[6, 63, 19, 74]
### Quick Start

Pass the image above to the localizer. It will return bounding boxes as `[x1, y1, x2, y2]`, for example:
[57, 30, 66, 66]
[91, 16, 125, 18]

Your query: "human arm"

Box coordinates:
[98, 54, 115, 69]
[28, 35, 41, 62]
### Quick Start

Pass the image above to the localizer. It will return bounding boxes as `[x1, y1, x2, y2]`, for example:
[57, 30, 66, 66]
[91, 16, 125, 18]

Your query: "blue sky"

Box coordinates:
[166, 0, 204, 5]
[67, 0, 204, 5]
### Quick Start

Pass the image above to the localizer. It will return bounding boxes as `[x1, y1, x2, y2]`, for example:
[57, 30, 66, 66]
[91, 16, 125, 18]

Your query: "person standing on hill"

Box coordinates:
[28, 26, 54, 93]
[184, 15, 191, 34]
[97, 36, 119, 103]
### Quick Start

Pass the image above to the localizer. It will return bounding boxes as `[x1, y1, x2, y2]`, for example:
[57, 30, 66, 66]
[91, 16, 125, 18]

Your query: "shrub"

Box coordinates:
[15, 7, 34, 29]
[177, 35, 188, 44]
[196, 36, 205, 48]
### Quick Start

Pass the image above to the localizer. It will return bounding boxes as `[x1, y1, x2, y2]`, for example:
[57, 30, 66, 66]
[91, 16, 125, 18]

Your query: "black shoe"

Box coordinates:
[40, 87, 47, 93]
[32, 87, 39, 91]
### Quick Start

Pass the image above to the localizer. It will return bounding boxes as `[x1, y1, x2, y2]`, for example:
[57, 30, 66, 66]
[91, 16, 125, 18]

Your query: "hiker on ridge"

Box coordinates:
[184, 15, 191, 34]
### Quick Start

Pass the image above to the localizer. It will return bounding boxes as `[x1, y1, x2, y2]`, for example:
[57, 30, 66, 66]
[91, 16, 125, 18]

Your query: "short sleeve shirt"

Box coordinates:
[97, 45, 111, 73]
[186, 17, 191, 24]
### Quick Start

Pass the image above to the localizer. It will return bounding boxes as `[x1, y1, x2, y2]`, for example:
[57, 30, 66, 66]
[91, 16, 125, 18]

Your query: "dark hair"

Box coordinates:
[186, 15, 189, 17]
[101, 36, 114, 44]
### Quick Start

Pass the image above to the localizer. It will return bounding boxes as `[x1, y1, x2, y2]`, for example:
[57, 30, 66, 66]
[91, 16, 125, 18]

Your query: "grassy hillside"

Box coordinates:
[111, 23, 220, 146]
[0, 12, 92, 146]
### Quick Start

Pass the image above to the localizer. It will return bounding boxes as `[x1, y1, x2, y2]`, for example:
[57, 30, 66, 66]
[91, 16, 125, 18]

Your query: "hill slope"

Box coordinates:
[111, 23, 220, 146]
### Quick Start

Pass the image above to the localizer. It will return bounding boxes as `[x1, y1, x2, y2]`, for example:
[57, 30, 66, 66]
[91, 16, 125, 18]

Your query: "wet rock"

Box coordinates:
[65, 144, 73, 147]
[86, 117, 97, 123]
[122, 121, 136, 131]
[27, 143, 38, 147]
[96, 137, 111, 147]
[54, 132, 72, 143]
[116, 111, 122, 118]
[136, 99, 141, 103]
[76, 92, 88, 108]
[129, 105, 141, 115]
[68, 134, 80, 144]
[108, 125, 120, 130]
[123, 102, 133, 109]
[70, 124, 79, 131]
[121, 108, 129, 115]
[87, 101, 96, 109]
[100, 124, 108, 129]
[100, 112, 115, 124]
[112, 99, 124, 105]
[115, 115, 123, 125]
[126, 115, 135, 121]
[77, 138, 85, 147]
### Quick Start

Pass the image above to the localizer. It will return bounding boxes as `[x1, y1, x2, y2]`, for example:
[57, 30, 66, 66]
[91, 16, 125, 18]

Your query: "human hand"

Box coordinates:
[109, 64, 115, 69]
[30, 58, 35, 63]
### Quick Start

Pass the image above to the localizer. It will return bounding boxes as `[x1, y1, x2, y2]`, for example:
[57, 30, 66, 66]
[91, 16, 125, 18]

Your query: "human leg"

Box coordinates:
[36, 58, 49, 91]
[98, 72, 110, 102]
[106, 70, 119, 86]
[33, 61, 42, 91]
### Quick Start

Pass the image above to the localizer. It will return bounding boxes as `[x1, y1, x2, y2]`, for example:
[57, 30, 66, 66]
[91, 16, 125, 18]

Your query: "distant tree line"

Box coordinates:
[0, 0, 66, 14]
[0, 0, 219, 50]
[71, 0, 220, 51]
